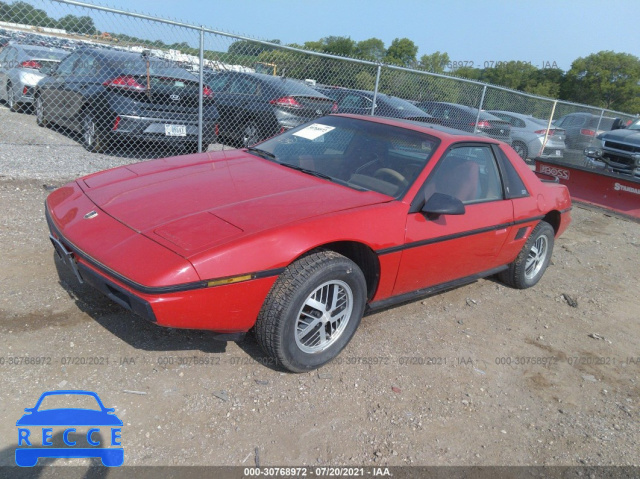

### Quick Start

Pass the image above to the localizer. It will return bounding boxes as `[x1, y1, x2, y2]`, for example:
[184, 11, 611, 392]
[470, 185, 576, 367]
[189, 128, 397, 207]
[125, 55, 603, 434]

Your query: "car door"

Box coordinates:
[63, 52, 97, 132]
[206, 72, 234, 136]
[392, 143, 514, 296]
[40, 52, 78, 127]
[225, 74, 264, 138]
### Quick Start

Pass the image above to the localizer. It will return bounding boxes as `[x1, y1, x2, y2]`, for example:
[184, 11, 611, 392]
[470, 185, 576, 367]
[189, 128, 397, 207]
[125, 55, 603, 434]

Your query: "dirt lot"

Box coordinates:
[0, 105, 639, 468]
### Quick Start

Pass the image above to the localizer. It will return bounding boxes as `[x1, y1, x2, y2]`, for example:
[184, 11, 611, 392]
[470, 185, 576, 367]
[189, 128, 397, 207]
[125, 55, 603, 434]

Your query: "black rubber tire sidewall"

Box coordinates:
[501, 221, 555, 289]
[256, 251, 367, 372]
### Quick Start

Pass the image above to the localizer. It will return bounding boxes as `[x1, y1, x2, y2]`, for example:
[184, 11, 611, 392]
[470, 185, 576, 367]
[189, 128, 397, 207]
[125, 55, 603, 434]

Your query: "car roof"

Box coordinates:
[8, 42, 67, 55]
[207, 70, 329, 97]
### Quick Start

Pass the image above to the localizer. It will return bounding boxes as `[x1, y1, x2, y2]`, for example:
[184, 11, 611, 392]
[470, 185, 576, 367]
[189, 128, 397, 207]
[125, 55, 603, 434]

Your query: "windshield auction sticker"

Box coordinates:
[293, 123, 335, 140]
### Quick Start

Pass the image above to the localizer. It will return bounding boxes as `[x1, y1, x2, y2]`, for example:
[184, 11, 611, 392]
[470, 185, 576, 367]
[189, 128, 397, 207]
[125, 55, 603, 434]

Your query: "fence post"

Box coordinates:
[541, 100, 557, 157]
[371, 64, 382, 116]
[592, 109, 605, 147]
[474, 85, 487, 132]
[198, 26, 205, 153]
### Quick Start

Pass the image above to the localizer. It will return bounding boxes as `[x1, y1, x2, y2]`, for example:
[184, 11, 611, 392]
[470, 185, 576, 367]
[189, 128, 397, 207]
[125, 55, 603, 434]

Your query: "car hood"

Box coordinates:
[80, 150, 391, 256]
[600, 128, 640, 147]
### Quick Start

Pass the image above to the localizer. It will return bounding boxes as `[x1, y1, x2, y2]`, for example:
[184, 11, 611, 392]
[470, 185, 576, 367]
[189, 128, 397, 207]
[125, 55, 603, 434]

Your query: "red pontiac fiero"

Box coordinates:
[46, 114, 571, 371]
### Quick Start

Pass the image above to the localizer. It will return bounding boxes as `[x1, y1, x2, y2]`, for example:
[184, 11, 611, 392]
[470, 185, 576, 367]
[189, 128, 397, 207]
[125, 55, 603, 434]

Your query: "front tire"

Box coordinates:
[499, 221, 554, 289]
[254, 251, 367, 372]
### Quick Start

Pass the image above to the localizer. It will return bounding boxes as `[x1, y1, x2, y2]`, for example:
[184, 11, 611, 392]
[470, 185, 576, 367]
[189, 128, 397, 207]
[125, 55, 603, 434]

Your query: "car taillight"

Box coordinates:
[535, 129, 556, 136]
[23, 86, 28, 95]
[472, 120, 491, 128]
[102, 75, 146, 91]
[270, 96, 302, 108]
[580, 129, 596, 136]
[203, 85, 213, 99]
[21, 60, 42, 69]
[331, 102, 338, 113]
[215, 124, 219, 136]
[113, 116, 121, 131]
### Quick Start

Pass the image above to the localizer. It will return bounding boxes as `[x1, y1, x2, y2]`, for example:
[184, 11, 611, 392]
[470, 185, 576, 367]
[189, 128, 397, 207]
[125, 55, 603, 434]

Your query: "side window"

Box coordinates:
[341, 93, 367, 109]
[423, 145, 503, 204]
[228, 76, 258, 95]
[206, 74, 229, 92]
[495, 146, 529, 199]
[55, 53, 77, 76]
[72, 53, 95, 75]
[512, 117, 526, 128]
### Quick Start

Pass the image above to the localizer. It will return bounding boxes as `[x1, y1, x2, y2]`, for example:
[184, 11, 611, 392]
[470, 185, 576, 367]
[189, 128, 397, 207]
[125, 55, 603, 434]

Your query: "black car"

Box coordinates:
[415, 101, 512, 143]
[203, 70, 336, 146]
[553, 112, 617, 150]
[35, 48, 219, 153]
[584, 117, 640, 177]
[315, 86, 439, 124]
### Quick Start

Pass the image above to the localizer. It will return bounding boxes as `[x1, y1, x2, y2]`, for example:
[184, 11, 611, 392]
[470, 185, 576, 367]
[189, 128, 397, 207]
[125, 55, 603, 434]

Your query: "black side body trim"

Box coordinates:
[367, 265, 508, 311]
[377, 214, 545, 255]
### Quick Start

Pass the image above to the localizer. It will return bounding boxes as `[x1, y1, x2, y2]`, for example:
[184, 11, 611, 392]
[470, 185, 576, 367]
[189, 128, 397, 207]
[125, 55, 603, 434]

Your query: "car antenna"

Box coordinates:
[141, 50, 151, 98]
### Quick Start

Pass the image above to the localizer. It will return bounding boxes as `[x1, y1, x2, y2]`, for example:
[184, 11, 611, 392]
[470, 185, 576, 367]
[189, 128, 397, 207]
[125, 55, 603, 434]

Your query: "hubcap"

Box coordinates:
[244, 124, 258, 146]
[295, 280, 353, 354]
[525, 234, 548, 280]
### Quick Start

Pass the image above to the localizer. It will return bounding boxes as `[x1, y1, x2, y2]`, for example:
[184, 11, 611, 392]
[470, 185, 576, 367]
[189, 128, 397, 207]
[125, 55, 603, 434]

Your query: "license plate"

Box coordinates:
[165, 124, 186, 137]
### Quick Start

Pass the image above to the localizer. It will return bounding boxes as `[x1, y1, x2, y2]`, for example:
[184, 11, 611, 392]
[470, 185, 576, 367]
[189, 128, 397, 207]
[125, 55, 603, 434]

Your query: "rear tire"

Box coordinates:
[7, 85, 18, 112]
[35, 94, 47, 127]
[254, 251, 367, 372]
[82, 110, 105, 153]
[499, 221, 554, 289]
[512, 141, 528, 161]
[242, 121, 261, 147]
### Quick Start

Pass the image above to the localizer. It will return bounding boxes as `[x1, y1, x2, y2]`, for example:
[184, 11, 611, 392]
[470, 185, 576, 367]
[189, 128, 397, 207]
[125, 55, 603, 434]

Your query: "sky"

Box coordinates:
[46, 0, 639, 71]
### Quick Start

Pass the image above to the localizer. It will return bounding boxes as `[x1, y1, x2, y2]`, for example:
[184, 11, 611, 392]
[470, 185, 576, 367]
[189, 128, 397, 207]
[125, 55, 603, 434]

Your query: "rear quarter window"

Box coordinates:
[496, 146, 529, 199]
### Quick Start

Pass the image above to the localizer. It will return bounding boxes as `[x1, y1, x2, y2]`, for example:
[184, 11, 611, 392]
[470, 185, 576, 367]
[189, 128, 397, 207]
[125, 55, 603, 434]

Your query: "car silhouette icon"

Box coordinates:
[16, 390, 123, 467]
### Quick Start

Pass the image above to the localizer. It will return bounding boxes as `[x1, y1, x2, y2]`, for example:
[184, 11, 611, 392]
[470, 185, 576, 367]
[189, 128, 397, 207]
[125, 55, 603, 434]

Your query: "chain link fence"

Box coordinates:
[0, 0, 637, 163]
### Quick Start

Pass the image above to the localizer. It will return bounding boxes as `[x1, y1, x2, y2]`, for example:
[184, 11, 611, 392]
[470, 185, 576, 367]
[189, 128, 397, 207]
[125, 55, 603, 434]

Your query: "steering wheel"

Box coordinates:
[374, 168, 409, 189]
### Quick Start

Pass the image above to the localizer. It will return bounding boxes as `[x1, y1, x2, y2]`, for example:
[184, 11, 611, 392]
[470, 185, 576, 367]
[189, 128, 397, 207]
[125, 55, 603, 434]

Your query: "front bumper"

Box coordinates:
[46, 206, 276, 332]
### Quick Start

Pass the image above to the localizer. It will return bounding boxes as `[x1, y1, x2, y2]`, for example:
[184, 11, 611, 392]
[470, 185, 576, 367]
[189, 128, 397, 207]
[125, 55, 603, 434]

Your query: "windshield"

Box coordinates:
[23, 48, 67, 61]
[247, 116, 439, 198]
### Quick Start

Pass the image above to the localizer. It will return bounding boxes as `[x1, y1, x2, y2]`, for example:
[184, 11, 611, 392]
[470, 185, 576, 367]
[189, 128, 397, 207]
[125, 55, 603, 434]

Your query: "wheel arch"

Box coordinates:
[543, 210, 561, 235]
[292, 241, 380, 301]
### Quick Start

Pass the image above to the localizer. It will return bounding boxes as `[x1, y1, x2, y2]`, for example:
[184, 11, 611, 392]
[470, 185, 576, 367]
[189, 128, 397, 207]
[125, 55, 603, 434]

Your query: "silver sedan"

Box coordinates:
[488, 110, 567, 161]
[0, 43, 68, 112]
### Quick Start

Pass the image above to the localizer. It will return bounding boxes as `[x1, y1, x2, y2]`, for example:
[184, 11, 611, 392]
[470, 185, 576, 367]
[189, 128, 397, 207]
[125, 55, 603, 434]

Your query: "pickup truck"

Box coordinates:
[584, 117, 640, 178]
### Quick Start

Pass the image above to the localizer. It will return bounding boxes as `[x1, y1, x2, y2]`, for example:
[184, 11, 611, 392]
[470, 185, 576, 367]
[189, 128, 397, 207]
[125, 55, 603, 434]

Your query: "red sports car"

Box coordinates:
[46, 114, 571, 372]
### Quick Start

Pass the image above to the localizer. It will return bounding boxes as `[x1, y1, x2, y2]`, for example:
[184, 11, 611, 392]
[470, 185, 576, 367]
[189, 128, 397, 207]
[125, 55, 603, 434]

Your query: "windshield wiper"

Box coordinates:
[279, 163, 335, 181]
[279, 163, 369, 191]
[246, 147, 277, 161]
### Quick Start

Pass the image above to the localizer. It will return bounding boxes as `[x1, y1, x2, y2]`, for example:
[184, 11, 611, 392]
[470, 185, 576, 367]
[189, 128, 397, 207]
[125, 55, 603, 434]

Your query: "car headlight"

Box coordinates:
[584, 147, 603, 158]
[632, 153, 640, 166]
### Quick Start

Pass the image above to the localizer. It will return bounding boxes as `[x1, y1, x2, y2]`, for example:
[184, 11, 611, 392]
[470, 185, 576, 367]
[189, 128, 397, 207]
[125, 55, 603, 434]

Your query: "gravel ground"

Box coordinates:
[0, 103, 639, 469]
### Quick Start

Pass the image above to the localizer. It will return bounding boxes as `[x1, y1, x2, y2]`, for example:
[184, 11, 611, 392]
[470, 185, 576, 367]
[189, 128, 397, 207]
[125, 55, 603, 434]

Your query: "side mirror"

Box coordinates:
[421, 192, 465, 217]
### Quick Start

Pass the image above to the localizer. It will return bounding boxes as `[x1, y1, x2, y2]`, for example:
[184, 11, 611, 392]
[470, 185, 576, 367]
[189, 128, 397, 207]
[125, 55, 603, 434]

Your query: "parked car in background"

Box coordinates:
[487, 110, 566, 161]
[203, 70, 336, 146]
[415, 101, 512, 143]
[0, 43, 68, 111]
[46, 114, 571, 371]
[553, 112, 617, 150]
[584, 117, 640, 177]
[314, 86, 439, 124]
[34, 48, 219, 153]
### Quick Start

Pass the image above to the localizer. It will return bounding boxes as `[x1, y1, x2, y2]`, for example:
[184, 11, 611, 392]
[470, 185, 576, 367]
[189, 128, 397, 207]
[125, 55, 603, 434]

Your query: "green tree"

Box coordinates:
[57, 14, 97, 35]
[384, 38, 418, 67]
[227, 39, 280, 57]
[419, 51, 450, 73]
[355, 38, 386, 62]
[561, 51, 640, 112]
